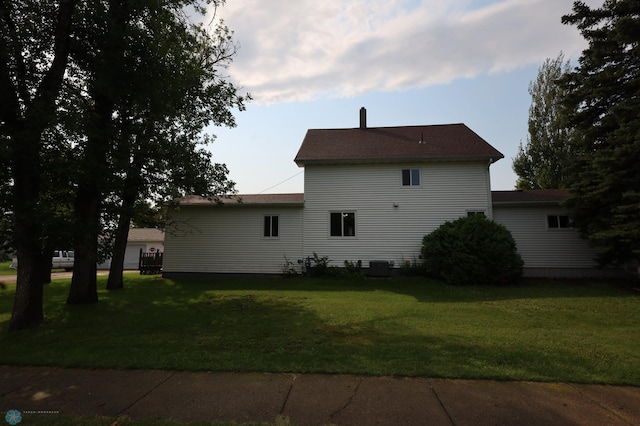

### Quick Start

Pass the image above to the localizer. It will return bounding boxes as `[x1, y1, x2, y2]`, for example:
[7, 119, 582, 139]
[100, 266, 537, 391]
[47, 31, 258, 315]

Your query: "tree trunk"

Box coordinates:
[67, 186, 100, 304]
[9, 247, 44, 330]
[5, 0, 78, 329]
[106, 215, 132, 290]
[67, 96, 108, 304]
[67, 0, 130, 303]
[38, 246, 54, 284]
[106, 157, 140, 290]
[66, 84, 113, 304]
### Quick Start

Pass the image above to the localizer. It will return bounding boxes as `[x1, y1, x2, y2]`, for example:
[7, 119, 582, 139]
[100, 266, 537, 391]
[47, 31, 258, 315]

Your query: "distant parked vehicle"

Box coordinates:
[10, 250, 75, 271]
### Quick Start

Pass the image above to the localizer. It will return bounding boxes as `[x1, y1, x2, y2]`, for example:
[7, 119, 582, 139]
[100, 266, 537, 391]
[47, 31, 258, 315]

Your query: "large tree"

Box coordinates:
[513, 52, 573, 189]
[66, 0, 247, 300]
[2, 0, 247, 326]
[1, 0, 78, 330]
[561, 0, 640, 265]
[103, 8, 243, 290]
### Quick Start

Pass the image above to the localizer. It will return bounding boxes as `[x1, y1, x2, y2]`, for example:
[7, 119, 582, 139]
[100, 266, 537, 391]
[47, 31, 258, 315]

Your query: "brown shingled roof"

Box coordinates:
[128, 228, 164, 242]
[179, 193, 304, 206]
[492, 189, 568, 205]
[294, 124, 504, 165]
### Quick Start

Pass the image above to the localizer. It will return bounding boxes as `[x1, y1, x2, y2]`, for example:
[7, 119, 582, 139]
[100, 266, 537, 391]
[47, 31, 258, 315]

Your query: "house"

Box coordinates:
[163, 108, 621, 278]
[492, 189, 622, 278]
[98, 228, 165, 270]
[165, 194, 303, 275]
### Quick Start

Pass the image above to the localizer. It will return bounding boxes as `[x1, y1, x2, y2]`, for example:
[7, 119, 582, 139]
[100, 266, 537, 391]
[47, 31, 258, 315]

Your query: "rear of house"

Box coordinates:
[163, 109, 624, 279]
[163, 194, 304, 275]
[164, 110, 504, 276]
[294, 121, 503, 271]
[492, 189, 624, 278]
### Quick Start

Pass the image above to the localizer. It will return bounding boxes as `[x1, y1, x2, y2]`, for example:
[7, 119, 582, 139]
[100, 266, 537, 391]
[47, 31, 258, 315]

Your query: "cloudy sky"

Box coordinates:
[204, 0, 600, 194]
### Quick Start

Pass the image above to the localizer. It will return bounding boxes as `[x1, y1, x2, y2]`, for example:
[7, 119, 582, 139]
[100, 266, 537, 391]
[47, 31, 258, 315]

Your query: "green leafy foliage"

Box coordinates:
[1, 0, 249, 322]
[512, 52, 573, 190]
[305, 253, 364, 279]
[421, 215, 523, 285]
[281, 255, 298, 277]
[560, 0, 640, 265]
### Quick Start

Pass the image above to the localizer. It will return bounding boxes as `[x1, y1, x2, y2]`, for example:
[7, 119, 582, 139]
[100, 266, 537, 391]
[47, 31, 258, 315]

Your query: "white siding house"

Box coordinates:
[163, 194, 304, 275]
[163, 108, 621, 278]
[299, 161, 493, 268]
[98, 228, 164, 270]
[492, 190, 623, 278]
[292, 115, 501, 270]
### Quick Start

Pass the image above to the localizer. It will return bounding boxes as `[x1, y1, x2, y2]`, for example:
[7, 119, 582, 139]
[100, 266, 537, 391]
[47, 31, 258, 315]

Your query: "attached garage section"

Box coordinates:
[492, 190, 624, 278]
[163, 194, 304, 276]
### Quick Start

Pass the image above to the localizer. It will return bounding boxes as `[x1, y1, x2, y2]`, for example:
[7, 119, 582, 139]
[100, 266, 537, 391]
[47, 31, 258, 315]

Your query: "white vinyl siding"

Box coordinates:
[164, 205, 303, 274]
[123, 245, 145, 270]
[303, 161, 492, 267]
[493, 205, 603, 274]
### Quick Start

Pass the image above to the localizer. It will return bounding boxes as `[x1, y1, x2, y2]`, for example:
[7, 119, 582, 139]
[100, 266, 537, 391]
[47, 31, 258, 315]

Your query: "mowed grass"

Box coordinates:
[0, 260, 16, 275]
[0, 275, 638, 385]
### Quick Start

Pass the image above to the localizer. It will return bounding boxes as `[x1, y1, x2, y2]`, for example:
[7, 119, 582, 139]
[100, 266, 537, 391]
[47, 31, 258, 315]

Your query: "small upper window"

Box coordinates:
[402, 168, 420, 186]
[547, 215, 571, 229]
[263, 215, 279, 237]
[467, 211, 486, 217]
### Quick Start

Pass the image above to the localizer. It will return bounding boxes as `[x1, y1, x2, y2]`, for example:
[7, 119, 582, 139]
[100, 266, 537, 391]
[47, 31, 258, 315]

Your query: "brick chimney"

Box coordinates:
[359, 107, 366, 129]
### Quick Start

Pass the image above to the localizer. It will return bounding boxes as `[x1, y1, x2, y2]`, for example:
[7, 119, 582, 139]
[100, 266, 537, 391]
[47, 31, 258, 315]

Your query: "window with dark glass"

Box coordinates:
[263, 215, 279, 237]
[547, 215, 571, 229]
[402, 168, 420, 186]
[330, 212, 356, 237]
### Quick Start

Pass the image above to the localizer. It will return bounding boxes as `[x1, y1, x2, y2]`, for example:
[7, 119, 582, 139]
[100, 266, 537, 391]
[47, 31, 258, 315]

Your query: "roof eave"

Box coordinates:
[295, 155, 503, 167]
[492, 200, 564, 207]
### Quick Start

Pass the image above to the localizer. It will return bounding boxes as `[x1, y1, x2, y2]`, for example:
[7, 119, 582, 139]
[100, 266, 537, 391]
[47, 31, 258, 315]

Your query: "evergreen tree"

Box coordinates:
[513, 52, 573, 189]
[561, 0, 640, 265]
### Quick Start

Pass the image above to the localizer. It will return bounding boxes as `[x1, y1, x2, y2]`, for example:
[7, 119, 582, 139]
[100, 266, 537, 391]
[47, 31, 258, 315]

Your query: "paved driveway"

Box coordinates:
[0, 270, 134, 284]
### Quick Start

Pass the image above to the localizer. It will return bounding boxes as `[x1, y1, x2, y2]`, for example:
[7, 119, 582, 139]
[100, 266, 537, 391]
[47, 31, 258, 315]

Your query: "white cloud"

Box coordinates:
[213, 0, 600, 104]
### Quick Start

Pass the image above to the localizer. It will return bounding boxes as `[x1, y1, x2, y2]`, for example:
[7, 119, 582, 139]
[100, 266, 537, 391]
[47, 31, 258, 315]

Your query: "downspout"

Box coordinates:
[487, 158, 494, 219]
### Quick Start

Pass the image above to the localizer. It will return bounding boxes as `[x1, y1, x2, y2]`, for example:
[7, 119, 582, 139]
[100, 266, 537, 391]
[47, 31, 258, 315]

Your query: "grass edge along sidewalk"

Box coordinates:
[0, 274, 638, 386]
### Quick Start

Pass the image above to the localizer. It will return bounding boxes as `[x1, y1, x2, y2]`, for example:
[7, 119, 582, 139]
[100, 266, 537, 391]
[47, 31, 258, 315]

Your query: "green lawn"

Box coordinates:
[0, 260, 16, 275]
[0, 275, 638, 386]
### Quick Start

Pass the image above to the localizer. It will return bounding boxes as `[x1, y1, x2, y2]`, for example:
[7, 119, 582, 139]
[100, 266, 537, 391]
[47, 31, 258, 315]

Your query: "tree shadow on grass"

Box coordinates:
[160, 274, 638, 303]
[1, 276, 638, 385]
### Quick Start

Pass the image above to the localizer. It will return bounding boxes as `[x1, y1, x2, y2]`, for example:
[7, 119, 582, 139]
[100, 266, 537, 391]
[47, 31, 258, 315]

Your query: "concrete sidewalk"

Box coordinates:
[1, 366, 638, 425]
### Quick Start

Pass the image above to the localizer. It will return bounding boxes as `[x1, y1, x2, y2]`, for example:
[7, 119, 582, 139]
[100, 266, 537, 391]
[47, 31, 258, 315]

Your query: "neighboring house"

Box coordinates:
[163, 108, 621, 278]
[98, 228, 165, 270]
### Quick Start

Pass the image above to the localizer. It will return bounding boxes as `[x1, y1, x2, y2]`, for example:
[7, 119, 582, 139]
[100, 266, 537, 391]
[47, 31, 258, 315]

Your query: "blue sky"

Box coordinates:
[204, 0, 600, 195]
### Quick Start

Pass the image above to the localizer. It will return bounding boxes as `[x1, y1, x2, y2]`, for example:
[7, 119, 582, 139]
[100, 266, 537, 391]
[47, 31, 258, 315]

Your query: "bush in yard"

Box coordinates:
[421, 215, 523, 285]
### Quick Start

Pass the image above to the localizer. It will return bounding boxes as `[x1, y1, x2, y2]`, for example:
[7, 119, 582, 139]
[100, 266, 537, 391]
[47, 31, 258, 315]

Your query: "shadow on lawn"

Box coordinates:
[162, 274, 637, 303]
[1, 276, 638, 385]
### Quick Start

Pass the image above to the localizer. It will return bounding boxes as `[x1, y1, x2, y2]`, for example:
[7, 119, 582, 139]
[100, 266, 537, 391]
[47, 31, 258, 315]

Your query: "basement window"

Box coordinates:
[330, 212, 356, 237]
[263, 215, 279, 237]
[401, 168, 420, 186]
[547, 215, 571, 229]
